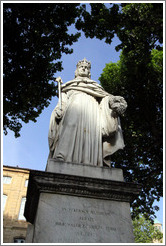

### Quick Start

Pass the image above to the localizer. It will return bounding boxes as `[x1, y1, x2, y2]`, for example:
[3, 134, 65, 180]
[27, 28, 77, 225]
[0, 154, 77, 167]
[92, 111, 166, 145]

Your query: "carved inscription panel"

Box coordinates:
[33, 193, 134, 243]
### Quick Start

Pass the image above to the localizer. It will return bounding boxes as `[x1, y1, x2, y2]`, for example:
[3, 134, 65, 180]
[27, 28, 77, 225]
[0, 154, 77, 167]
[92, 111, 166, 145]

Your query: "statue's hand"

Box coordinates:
[109, 96, 127, 115]
[55, 108, 63, 120]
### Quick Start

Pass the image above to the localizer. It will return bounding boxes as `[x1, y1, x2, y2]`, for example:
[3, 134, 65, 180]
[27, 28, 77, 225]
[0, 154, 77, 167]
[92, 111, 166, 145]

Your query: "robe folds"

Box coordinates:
[48, 78, 125, 166]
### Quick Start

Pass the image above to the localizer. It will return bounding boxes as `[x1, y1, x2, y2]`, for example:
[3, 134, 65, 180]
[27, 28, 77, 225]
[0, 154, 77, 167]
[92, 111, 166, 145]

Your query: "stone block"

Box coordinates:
[32, 193, 134, 243]
[24, 165, 141, 243]
[46, 159, 124, 181]
[25, 224, 34, 243]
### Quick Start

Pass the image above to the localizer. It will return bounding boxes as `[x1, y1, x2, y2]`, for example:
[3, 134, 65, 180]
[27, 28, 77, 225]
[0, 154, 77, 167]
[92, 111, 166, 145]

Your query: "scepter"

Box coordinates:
[55, 76, 63, 110]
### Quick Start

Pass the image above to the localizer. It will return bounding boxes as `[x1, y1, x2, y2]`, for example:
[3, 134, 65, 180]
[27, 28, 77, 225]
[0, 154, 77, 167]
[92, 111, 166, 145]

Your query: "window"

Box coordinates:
[14, 238, 25, 243]
[3, 176, 12, 184]
[25, 179, 29, 187]
[18, 197, 26, 220]
[3, 195, 7, 211]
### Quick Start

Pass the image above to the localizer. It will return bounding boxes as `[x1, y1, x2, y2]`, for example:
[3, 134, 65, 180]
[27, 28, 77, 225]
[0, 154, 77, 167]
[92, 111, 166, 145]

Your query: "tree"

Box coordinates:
[76, 3, 163, 220]
[99, 49, 163, 219]
[76, 3, 163, 52]
[133, 214, 163, 243]
[3, 3, 81, 136]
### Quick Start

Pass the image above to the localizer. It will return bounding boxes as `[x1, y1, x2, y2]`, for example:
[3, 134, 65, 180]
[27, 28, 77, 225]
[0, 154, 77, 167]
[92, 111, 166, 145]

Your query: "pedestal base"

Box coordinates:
[25, 161, 141, 243]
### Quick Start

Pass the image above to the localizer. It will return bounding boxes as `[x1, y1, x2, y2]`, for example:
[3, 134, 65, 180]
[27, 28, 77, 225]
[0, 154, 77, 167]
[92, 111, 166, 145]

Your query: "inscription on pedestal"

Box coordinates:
[33, 193, 134, 243]
[55, 207, 117, 235]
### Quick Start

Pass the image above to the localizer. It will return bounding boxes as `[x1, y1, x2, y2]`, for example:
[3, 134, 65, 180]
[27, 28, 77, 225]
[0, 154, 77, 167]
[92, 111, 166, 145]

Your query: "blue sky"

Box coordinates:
[3, 25, 164, 225]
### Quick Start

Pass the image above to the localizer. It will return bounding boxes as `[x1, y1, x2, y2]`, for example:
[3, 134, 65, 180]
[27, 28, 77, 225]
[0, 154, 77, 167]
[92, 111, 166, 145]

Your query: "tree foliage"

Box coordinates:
[99, 49, 163, 219]
[76, 3, 163, 51]
[3, 3, 81, 136]
[133, 214, 163, 243]
[78, 3, 163, 219]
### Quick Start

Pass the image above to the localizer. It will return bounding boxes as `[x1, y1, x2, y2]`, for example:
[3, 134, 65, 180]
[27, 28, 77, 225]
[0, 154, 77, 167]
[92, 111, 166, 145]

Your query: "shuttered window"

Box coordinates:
[18, 197, 26, 220]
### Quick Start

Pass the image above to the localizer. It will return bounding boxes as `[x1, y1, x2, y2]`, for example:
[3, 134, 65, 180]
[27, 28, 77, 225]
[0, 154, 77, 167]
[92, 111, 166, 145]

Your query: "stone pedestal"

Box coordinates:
[24, 160, 141, 243]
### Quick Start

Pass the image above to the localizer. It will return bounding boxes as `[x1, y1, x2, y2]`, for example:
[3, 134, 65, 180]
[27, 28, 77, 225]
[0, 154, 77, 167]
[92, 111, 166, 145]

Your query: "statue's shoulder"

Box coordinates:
[61, 79, 77, 89]
[61, 78, 89, 88]
[88, 79, 105, 89]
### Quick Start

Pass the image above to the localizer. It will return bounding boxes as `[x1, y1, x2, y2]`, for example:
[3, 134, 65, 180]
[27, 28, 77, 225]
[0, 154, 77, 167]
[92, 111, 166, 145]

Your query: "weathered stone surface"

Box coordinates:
[31, 193, 135, 243]
[25, 224, 34, 243]
[24, 167, 141, 243]
[46, 159, 124, 181]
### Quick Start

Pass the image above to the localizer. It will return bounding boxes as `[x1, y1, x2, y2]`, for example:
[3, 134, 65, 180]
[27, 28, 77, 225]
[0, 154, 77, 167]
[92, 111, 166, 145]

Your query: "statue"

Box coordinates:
[48, 58, 127, 167]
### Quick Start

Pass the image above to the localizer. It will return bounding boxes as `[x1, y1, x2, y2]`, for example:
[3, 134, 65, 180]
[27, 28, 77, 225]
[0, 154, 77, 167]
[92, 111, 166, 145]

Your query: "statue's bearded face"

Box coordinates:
[77, 64, 90, 77]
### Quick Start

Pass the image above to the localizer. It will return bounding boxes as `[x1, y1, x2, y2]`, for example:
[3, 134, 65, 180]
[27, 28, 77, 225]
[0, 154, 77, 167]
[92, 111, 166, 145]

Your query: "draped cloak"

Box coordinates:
[48, 78, 125, 166]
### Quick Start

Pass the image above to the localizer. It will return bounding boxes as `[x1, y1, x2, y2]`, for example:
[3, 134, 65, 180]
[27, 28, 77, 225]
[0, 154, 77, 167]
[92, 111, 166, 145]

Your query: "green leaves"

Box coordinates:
[76, 3, 163, 54]
[133, 214, 163, 243]
[75, 3, 119, 43]
[99, 62, 121, 93]
[117, 3, 163, 54]
[99, 48, 163, 219]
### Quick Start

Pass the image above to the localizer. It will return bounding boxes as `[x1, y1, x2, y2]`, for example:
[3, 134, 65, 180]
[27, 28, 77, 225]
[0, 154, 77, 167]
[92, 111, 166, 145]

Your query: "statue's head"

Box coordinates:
[75, 58, 91, 78]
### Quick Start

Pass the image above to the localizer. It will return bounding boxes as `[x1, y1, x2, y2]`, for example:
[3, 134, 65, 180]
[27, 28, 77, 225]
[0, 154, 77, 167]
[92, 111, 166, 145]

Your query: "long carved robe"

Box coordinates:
[48, 78, 125, 166]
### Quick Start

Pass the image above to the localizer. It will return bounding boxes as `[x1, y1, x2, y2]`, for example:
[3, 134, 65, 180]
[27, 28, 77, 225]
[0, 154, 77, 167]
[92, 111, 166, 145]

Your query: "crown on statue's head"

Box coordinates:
[76, 58, 91, 69]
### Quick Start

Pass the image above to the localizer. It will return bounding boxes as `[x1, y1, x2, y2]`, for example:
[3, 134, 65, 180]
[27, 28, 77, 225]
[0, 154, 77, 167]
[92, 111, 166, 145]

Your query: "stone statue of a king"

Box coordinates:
[48, 58, 127, 167]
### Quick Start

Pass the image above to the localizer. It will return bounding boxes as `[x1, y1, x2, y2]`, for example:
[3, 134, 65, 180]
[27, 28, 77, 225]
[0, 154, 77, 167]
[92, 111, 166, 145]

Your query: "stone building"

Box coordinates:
[3, 165, 30, 243]
[153, 218, 163, 243]
[154, 218, 163, 232]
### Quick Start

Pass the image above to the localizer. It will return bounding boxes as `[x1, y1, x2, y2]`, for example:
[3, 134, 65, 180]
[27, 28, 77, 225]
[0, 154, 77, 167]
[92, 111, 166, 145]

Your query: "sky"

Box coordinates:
[2, 6, 164, 227]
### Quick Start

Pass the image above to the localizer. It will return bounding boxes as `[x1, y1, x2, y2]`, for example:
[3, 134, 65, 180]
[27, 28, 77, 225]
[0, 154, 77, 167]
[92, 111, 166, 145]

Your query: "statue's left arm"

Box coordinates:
[100, 94, 127, 162]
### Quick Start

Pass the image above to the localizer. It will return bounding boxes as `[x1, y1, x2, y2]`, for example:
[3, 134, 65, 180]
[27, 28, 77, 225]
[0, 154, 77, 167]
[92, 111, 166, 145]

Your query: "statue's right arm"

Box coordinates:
[48, 92, 68, 144]
[54, 92, 68, 120]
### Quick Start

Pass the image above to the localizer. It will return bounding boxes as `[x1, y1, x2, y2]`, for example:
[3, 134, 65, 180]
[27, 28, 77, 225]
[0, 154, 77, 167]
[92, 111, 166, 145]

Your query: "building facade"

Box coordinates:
[3, 165, 30, 243]
[153, 219, 163, 243]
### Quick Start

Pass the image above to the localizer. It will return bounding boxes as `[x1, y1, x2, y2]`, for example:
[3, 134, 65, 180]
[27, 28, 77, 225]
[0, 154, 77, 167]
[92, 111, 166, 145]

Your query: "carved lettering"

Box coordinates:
[80, 216, 94, 222]
[89, 224, 102, 230]
[55, 221, 88, 229]
[76, 231, 93, 237]
[58, 206, 117, 237]
[62, 207, 114, 217]
[106, 226, 117, 232]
